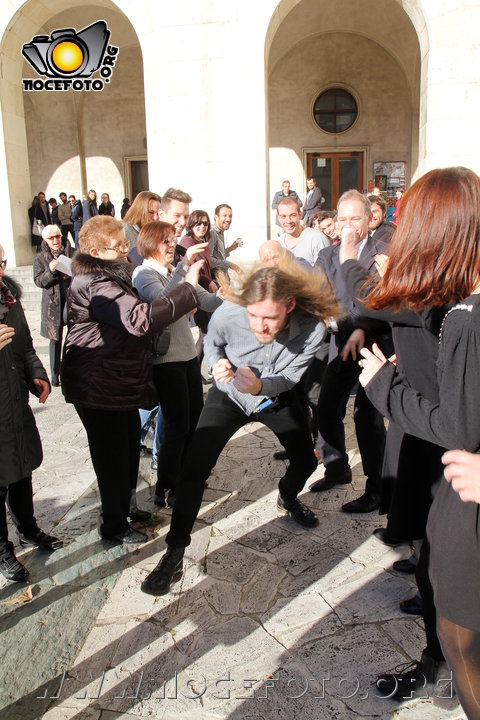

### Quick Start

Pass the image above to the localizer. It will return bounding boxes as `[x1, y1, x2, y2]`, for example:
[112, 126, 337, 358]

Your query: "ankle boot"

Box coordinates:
[141, 546, 184, 596]
[376, 649, 454, 700]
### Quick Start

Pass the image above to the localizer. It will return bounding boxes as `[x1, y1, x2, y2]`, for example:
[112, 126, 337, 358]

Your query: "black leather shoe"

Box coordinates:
[101, 527, 147, 544]
[141, 546, 184, 596]
[375, 650, 453, 700]
[18, 530, 63, 551]
[129, 507, 152, 522]
[342, 492, 380, 514]
[400, 593, 423, 616]
[0, 552, 28, 582]
[393, 557, 417, 574]
[372, 528, 406, 547]
[309, 469, 352, 492]
[276, 494, 318, 527]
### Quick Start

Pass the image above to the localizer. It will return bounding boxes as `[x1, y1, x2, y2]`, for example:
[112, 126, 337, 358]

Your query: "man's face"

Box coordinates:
[277, 202, 301, 235]
[307, 178, 316, 191]
[45, 231, 62, 253]
[336, 199, 369, 244]
[38, 192, 46, 203]
[246, 298, 293, 344]
[160, 200, 190, 237]
[282, 182, 290, 195]
[319, 217, 337, 240]
[369, 202, 385, 230]
[215, 207, 232, 232]
[59, 193, 67, 203]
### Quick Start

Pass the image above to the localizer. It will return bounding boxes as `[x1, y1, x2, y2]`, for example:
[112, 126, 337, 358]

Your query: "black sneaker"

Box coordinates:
[18, 530, 63, 551]
[0, 551, 29, 582]
[375, 650, 454, 700]
[276, 494, 318, 527]
[141, 546, 184, 596]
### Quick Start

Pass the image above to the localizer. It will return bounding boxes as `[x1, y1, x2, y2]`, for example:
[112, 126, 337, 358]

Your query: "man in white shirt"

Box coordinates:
[277, 197, 329, 266]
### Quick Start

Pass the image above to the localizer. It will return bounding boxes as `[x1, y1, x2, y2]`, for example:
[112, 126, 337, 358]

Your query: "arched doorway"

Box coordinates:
[265, 0, 425, 225]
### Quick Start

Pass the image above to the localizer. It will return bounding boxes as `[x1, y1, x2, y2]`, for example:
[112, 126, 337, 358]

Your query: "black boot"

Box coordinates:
[376, 649, 454, 700]
[141, 546, 184, 596]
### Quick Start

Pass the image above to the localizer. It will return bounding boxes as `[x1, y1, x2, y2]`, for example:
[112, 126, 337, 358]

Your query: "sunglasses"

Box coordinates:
[195, 221, 209, 227]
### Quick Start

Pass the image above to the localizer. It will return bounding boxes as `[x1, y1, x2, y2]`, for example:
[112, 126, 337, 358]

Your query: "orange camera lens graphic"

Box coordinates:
[51, 41, 84, 73]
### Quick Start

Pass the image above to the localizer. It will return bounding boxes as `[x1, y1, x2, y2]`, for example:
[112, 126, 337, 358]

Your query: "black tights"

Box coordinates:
[438, 614, 480, 719]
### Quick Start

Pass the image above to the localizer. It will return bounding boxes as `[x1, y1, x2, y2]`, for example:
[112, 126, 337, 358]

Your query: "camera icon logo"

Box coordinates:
[22, 21, 110, 79]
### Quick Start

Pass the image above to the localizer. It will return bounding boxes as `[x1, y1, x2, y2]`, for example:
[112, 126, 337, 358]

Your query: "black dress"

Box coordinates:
[365, 294, 480, 630]
[342, 259, 447, 540]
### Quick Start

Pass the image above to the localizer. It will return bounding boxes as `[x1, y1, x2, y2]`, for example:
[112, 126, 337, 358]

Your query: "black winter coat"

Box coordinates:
[61, 253, 198, 410]
[0, 277, 49, 487]
[33, 240, 75, 340]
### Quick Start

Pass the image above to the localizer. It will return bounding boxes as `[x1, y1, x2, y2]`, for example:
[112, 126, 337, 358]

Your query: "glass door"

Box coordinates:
[307, 151, 364, 210]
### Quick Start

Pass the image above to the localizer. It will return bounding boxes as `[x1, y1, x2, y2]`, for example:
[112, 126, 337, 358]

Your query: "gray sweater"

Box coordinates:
[133, 259, 222, 364]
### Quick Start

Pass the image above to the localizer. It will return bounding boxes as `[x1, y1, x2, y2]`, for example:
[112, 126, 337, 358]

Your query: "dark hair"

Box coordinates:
[364, 167, 480, 311]
[214, 204, 232, 217]
[137, 221, 175, 259]
[185, 210, 211, 237]
[367, 194, 387, 213]
[122, 198, 130, 204]
[48, 197, 56, 204]
[123, 191, 161, 229]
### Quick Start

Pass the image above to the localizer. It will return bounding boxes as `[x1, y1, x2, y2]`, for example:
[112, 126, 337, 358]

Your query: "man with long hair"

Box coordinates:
[141, 256, 338, 596]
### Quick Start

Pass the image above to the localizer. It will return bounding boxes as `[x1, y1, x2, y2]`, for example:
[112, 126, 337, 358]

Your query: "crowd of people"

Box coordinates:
[2, 169, 479, 717]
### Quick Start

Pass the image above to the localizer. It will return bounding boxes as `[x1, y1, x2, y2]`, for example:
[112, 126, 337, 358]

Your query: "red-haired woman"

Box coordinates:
[358, 167, 480, 718]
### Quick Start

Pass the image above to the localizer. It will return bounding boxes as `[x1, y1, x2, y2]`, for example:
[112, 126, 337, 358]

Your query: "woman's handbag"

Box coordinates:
[32, 219, 44, 237]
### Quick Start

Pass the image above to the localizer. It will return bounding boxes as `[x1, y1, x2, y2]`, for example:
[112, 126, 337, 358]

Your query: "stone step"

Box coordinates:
[6, 265, 42, 310]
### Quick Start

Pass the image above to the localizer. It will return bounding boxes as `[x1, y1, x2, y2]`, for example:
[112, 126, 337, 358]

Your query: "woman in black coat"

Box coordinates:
[28, 196, 45, 252]
[0, 244, 63, 582]
[98, 193, 115, 217]
[33, 225, 74, 386]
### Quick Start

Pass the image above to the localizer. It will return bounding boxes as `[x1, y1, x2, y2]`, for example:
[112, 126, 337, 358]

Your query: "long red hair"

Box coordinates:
[364, 167, 480, 310]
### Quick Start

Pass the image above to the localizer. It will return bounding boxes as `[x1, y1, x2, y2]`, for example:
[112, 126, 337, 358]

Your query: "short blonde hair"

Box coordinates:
[79, 216, 124, 253]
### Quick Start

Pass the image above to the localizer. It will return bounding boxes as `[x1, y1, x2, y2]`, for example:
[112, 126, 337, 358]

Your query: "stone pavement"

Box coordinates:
[0, 305, 466, 720]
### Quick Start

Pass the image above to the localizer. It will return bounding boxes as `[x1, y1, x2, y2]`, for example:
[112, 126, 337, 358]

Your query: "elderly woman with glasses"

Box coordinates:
[133, 221, 223, 508]
[0, 243, 63, 582]
[61, 216, 202, 543]
[33, 224, 74, 386]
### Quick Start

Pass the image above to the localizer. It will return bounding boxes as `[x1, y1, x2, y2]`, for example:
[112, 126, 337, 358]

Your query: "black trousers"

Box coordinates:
[166, 386, 317, 548]
[75, 405, 141, 537]
[153, 359, 204, 495]
[0, 476, 39, 556]
[317, 355, 386, 496]
[49, 327, 64, 383]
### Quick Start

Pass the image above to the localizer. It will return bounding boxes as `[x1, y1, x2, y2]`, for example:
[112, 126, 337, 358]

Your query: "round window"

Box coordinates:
[313, 88, 358, 134]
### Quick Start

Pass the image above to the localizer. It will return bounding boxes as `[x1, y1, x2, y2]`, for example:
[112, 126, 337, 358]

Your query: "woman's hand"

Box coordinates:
[442, 449, 480, 504]
[211, 358, 235, 383]
[32, 377, 50, 403]
[374, 253, 389, 277]
[185, 242, 209, 265]
[184, 259, 205, 287]
[0, 323, 14, 350]
[358, 343, 396, 387]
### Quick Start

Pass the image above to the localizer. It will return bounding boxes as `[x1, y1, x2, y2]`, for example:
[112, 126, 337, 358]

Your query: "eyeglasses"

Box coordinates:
[103, 244, 128, 253]
[0, 259, 7, 270]
[195, 221, 209, 227]
[47, 234, 62, 240]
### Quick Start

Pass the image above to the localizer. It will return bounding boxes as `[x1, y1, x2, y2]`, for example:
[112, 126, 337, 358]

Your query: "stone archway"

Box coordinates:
[265, 0, 426, 225]
[0, 0, 146, 265]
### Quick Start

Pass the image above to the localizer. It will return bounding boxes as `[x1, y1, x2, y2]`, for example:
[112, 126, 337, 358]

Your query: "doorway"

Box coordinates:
[306, 151, 364, 210]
